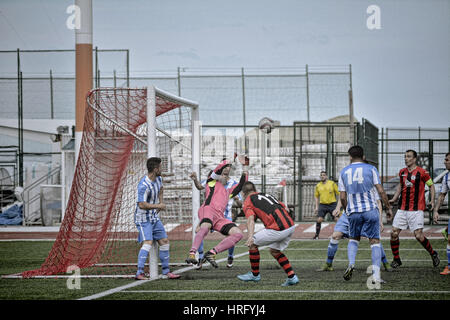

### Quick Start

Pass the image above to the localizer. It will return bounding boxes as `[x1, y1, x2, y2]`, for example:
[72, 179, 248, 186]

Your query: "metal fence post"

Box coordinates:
[50, 69, 54, 119]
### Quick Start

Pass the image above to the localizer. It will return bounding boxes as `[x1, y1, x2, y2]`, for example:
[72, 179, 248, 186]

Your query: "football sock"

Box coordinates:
[347, 239, 359, 266]
[419, 237, 435, 255]
[379, 243, 388, 264]
[390, 238, 400, 260]
[274, 252, 295, 278]
[228, 245, 235, 258]
[214, 233, 243, 253]
[315, 222, 321, 236]
[198, 241, 204, 260]
[370, 243, 381, 281]
[326, 238, 339, 264]
[190, 226, 210, 254]
[249, 248, 260, 276]
[137, 243, 151, 274]
[447, 244, 450, 267]
[159, 244, 170, 275]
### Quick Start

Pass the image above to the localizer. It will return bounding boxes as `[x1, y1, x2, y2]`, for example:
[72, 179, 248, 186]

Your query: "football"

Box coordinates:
[258, 117, 275, 134]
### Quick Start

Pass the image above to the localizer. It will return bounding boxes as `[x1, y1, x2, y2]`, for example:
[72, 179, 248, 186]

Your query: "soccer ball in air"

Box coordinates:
[258, 117, 275, 134]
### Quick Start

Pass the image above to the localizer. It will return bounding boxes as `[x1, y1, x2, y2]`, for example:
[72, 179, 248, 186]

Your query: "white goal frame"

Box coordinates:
[147, 86, 200, 279]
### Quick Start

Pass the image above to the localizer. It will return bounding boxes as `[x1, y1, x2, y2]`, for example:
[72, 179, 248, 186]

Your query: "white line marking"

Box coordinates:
[77, 245, 269, 300]
[122, 289, 450, 294]
[304, 223, 328, 233]
[164, 223, 180, 233]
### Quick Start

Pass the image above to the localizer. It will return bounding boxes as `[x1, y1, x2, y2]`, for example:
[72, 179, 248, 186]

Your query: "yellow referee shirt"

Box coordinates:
[314, 180, 339, 204]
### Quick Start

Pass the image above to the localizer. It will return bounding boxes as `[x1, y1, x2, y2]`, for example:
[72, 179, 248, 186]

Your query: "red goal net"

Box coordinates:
[23, 87, 199, 278]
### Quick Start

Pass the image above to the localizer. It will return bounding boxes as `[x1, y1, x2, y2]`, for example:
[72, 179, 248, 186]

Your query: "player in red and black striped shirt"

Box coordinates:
[389, 149, 439, 269]
[237, 181, 299, 286]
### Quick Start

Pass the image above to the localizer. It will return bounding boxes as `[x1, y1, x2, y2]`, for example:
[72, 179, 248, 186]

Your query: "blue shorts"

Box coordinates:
[347, 208, 380, 240]
[136, 220, 168, 243]
[334, 212, 349, 238]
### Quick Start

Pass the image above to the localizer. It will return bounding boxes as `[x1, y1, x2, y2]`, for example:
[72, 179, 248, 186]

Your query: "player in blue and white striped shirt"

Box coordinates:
[134, 157, 180, 280]
[338, 146, 392, 284]
[433, 152, 450, 275]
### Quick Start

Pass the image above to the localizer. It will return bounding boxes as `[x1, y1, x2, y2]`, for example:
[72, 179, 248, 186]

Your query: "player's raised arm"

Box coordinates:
[228, 155, 249, 199]
[189, 171, 205, 191]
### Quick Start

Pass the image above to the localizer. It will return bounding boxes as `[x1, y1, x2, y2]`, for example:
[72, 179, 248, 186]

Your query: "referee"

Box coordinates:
[313, 171, 339, 239]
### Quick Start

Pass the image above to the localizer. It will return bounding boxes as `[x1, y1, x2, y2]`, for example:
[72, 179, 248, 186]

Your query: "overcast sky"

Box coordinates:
[0, 0, 449, 128]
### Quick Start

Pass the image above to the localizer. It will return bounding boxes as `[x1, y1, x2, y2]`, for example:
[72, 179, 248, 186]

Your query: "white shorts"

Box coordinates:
[392, 209, 424, 231]
[253, 226, 295, 251]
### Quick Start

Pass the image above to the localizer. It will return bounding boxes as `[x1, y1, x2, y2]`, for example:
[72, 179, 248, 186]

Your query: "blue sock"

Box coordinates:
[159, 244, 170, 275]
[228, 246, 235, 258]
[326, 239, 339, 264]
[380, 243, 388, 264]
[198, 241, 204, 260]
[371, 243, 382, 280]
[347, 239, 359, 266]
[447, 244, 450, 267]
[137, 243, 151, 275]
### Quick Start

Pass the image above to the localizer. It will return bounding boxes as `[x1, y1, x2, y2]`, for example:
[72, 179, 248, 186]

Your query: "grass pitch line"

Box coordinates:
[122, 289, 450, 294]
[78, 245, 269, 300]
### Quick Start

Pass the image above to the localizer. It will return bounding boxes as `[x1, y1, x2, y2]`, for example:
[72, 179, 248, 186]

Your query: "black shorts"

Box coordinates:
[318, 202, 337, 218]
[220, 222, 237, 236]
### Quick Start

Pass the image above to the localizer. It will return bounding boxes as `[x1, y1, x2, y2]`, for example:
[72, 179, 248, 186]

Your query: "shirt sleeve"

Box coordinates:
[333, 182, 339, 195]
[243, 201, 256, 219]
[314, 185, 319, 198]
[338, 174, 345, 192]
[422, 169, 433, 186]
[137, 184, 148, 203]
[372, 167, 381, 185]
[441, 174, 449, 193]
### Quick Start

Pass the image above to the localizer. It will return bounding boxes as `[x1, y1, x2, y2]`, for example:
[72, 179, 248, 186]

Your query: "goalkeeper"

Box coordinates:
[186, 156, 249, 268]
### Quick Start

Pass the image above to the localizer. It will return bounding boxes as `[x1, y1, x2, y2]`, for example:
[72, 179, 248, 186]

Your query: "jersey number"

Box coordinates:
[257, 194, 279, 205]
[345, 167, 364, 184]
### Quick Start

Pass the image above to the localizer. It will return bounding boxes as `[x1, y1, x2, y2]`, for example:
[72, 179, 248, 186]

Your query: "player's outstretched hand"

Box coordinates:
[332, 208, 340, 217]
[189, 172, 197, 180]
[386, 207, 393, 222]
[237, 154, 250, 166]
[433, 211, 439, 224]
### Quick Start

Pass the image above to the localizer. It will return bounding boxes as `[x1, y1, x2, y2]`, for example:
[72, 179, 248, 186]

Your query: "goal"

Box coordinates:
[22, 87, 200, 278]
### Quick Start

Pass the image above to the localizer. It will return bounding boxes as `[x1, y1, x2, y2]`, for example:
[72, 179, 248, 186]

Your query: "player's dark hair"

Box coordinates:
[242, 181, 257, 194]
[405, 149, 417, 159]
[320, 171, 327, 175]
[348, 145, 364, 159]
[445, 152, 450, 158]
[147, 157, 161, 173]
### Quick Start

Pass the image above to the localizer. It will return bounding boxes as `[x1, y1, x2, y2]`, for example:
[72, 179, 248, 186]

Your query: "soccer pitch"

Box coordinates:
[0, 238, 449, 301]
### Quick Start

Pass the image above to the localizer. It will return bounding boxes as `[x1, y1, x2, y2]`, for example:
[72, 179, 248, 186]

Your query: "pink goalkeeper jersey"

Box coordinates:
[202, 173, 248, 213]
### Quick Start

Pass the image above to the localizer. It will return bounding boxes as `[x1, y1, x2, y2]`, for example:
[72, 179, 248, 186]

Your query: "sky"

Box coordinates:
[0, 0, 449, 128]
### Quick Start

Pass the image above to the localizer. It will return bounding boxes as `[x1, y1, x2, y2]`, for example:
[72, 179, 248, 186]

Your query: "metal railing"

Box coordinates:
[22, 166, 61, 225]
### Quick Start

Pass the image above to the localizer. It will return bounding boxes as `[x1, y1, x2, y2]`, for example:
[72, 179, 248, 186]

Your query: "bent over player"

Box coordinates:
[237, 181, 299, 286]
[186, 156, 248, 268]
[134, 157, 180, 280]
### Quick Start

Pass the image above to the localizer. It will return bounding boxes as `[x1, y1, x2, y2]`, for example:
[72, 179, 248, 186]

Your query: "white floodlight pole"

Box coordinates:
[147, 86, 159, 279]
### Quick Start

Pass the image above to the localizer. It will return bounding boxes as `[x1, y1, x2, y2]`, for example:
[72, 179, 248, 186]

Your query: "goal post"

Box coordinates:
[22, 86, 200, 278]
[147, 86, 200, 279]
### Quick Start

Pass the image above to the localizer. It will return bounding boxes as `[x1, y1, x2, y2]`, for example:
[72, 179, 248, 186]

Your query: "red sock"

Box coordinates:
[249, 248, 260, 276]
[419, 237, 435, 255]
[274, 252, 295, 277]
[390, 239, 400, 260]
